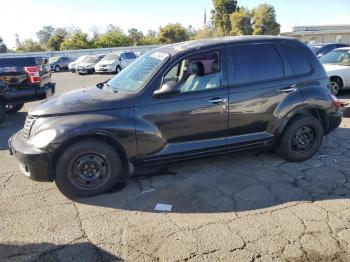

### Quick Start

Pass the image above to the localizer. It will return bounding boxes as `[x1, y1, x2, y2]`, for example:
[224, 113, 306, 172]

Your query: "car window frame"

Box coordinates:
[226, 41, 287, 87]
[160, 48, 225, 96]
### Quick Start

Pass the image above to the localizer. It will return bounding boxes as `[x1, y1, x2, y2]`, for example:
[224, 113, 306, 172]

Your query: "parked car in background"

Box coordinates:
[95, 51, 137, 74]
[0, 57, 55, 123]
[68, 55, 88, 73]
[76, 55, 105, 75]
[49, 56, 73, 72]
[309, 43, 349, 58]
[9, 36, 342, 197]
[320, 47, 350, 95]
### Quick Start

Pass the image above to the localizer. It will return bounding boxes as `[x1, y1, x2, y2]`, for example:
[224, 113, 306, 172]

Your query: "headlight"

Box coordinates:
[31, 129, 57, 148]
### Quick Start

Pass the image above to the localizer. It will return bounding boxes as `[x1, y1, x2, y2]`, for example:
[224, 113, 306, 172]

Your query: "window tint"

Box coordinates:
[163, 51, 221, 93]
[282, 43, 312, 75]
[229, 43, 284, 84]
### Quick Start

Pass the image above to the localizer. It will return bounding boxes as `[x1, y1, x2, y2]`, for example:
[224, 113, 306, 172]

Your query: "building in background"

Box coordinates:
[281, 25, 350, 44]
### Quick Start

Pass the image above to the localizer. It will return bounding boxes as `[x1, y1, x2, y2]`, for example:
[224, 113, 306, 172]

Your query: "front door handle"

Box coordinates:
[209, 98, 227, 104]
[281, 85, 297, 93]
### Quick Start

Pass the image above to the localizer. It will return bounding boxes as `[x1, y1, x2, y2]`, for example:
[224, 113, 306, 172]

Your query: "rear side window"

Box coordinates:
[229, 43, 284, 84]
[282, 43, 312, 75]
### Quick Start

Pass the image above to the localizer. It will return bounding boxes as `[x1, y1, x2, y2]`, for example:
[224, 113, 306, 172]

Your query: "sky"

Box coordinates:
[1, 0, 350, 48]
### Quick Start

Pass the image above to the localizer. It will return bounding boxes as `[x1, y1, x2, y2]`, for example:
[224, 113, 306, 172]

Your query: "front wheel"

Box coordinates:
[55, 139, 123, 198]
[5, 103, 24, 114]
[276, 116, 324, 162]
[55, 66, 60, 72]
[331, 79, 342, 96]
[116, 66, 122, 74]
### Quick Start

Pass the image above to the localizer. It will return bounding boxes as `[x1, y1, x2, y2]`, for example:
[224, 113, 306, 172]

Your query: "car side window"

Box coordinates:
[163, 51, 221, 93]
[282, 43, 312, 76]
[229, 43, 284, 84]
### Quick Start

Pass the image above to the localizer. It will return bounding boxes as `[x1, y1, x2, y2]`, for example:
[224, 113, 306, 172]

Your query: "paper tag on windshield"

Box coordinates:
[151, 52, 168, 61]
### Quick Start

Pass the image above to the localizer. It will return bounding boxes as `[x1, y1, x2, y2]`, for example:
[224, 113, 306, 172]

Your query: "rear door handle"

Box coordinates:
[209, 98, 227, 104]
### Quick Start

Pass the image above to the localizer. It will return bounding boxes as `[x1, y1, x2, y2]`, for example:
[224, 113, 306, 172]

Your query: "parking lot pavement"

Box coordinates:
[1, 72, 350, 261]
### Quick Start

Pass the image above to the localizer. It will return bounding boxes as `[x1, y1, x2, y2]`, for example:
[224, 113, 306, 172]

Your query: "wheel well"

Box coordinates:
[278, 108, 329, 143]
[330, 76, 344, 88]
[50, 134, 129, 180]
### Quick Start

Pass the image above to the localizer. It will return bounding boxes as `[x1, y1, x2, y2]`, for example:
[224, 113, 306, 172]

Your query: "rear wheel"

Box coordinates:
[55, 139, 123, 198]
[0, 100, 5, 124]
[276, 116, 324, 162]
[330, 77, 342, 96]
[5, 103, 24, 114]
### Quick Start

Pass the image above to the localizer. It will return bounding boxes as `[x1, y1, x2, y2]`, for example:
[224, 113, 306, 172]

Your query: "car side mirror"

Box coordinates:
[153, 81, 180, 97]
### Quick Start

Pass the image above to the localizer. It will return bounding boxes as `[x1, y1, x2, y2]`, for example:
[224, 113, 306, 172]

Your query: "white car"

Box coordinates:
[68, 55, 88, 73]
[95, 51, 137, 74]
[321, 47, 350, 95]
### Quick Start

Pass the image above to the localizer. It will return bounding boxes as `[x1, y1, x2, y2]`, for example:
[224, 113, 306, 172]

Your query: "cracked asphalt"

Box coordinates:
[1, 72, 350, 261]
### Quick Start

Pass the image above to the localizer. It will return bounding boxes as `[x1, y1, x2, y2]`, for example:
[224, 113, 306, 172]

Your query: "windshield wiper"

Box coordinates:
[104, 82, 118, 93]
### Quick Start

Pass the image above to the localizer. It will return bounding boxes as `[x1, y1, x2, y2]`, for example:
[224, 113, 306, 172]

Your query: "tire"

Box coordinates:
[276, 116, 324, 162]
[116, 66, 122, 74]
[55, 66, 60, 72]
[55, 139, 122, 198]
[330, 78, 342, 96]
[5, 103, 24, 114]
[0, 100, 5, 124]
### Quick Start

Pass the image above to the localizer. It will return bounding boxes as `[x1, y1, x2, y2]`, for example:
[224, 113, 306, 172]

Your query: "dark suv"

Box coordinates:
[0, 57, 55, 123]
[9, 36, 342, 197]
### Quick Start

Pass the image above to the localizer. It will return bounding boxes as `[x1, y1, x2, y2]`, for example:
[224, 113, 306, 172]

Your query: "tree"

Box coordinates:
[159, 23, 189, 44]
[211, 0, 238, 35]
[252, 4, 280, 35]
[128, 28, 144, 45]
[60, 32, 91, 50]
[230, 7, 253, 35]
[138, 30, 159, 46]
[0, 37, 7, 53]
[94, 31, 132, 48]
[36, 26, 55, 45]
[47, 34, 65, 51]
[17, 39, 45, 52]
[194, 27, 214, 40]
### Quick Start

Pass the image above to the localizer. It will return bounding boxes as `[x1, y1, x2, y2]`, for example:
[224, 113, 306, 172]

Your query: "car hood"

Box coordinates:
[97, 60, 116, 66]
[323, 64, 350, 74]
[29, 86, 134, 117]
[77, 62, 96, 67]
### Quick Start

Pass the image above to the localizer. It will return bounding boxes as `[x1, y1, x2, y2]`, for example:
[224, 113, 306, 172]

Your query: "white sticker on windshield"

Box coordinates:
[151, 52, 168, 61]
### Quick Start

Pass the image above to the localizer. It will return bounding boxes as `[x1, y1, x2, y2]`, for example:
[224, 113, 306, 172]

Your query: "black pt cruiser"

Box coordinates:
[9, 36, 342, 198]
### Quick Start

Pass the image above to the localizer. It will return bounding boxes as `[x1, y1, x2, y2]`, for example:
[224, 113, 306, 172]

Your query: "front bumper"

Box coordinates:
[9, 131, 53, 182]
[95, 66, 114, 73]
[77, 68, 94, 74]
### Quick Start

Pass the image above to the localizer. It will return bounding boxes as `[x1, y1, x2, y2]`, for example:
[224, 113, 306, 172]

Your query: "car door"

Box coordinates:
[135, 48, 229, 164]
[225, 42, 299, 151]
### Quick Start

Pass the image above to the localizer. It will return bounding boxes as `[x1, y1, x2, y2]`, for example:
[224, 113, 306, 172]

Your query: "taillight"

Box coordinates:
[24, 66, 41, 84]
[330, 94, 342, 109]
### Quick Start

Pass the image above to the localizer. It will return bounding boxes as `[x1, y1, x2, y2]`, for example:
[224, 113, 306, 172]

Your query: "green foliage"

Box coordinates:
[159, 23, 189, 44]
[47, 34, 65, 51]
[36, 26, 55, 45]
[194, 28, 214, 40]
[60, 32, 91, 50]
[0, 37, 7, 53]
[17, 39, 45, 52]
[211, 0, 238, 35]
[230, 7, 253, 35]
[128, 28, 144, 45]
[94, 30, 132, 48]
[252, 4, 280, 35]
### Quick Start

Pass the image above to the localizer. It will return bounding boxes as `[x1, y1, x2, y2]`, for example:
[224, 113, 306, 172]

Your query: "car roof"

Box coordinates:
[333, 47, 350, 51]
[153, 36, 298, 56]
[310, 43, 347, 47]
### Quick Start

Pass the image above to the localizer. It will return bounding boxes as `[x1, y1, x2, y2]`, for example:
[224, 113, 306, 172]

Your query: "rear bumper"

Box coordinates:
[9, 132, 53, 182]
[327, 110, 342, 133]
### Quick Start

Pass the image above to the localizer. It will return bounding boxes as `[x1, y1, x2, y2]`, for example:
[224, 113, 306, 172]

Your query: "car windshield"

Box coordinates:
[75, 55, 88, 62]
[102, 54, 119, 61]
[310, 45, 321, 53]
[320, 49, 350, 66]
[107, 51, 169, 92]
[84, 56, 98, 63]
[49, 57, 59, 63]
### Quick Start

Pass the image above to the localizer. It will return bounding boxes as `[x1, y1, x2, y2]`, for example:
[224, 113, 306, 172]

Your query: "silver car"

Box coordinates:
[95, 51, 137, 74]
